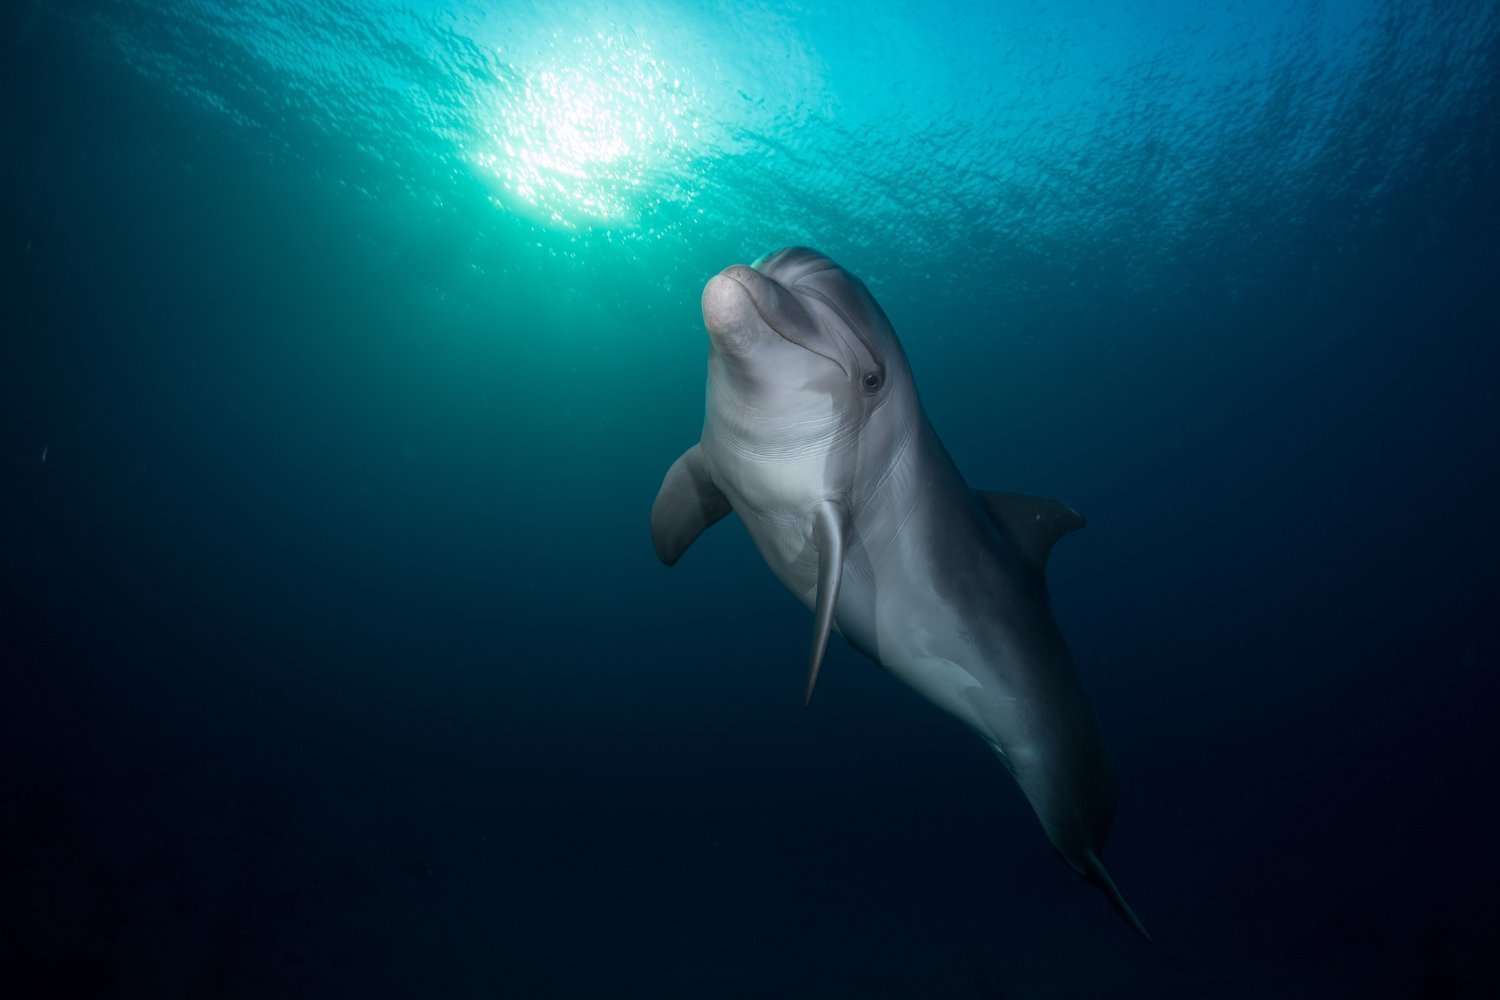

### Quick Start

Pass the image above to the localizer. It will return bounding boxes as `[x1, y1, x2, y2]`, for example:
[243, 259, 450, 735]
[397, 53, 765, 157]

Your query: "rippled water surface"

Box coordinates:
[55, 1, 1496, 288]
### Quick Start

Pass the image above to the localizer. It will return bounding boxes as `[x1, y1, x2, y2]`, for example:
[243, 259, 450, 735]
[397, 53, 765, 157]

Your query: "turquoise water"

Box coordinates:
[45, 1, 1489, 314]
[3, 0, 1497, 996]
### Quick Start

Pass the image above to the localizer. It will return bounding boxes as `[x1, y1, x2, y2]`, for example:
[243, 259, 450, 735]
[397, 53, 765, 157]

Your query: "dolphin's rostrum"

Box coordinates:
[652, 247, 1149, 939]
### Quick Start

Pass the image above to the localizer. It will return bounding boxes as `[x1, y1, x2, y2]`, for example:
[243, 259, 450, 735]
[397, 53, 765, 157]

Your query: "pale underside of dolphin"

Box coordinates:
[651, 246, 1149, 939]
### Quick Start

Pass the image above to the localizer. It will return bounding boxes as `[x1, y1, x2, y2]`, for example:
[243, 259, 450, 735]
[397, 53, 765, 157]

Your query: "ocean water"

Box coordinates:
[2, 0, 1497, 996]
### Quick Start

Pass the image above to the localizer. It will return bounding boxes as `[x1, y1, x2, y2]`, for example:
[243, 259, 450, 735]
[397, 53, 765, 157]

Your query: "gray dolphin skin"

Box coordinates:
[650, 247, 1149, 939]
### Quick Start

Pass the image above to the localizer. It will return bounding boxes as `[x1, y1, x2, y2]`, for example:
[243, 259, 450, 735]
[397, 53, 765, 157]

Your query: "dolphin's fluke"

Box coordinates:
[804, 499, 850, 705]
[1084, 851, 1151, 941]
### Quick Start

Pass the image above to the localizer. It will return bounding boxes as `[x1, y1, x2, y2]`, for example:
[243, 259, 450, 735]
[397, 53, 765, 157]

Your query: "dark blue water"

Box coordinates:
[3, 1, 1497, 996]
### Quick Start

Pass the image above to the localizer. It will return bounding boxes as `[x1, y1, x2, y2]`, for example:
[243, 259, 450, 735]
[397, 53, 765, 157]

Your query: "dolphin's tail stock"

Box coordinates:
[1084, 852, 1151, 941]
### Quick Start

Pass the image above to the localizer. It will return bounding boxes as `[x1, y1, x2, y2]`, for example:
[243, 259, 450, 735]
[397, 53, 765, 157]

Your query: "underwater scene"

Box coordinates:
[2, 0, 1497, 996]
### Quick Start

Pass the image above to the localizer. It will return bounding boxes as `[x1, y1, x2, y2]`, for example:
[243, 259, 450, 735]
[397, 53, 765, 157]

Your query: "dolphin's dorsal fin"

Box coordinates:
[651, 444, 732, 566]
[975, 490, 1085, 575]
[804, 499, 850, 706]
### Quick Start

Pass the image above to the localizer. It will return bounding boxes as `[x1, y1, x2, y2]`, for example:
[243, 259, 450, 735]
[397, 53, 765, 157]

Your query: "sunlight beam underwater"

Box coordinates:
[472, 29, 702, 230]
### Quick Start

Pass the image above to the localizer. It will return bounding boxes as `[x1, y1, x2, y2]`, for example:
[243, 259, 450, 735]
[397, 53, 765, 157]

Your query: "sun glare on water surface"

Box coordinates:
[474, 30, 703, 230]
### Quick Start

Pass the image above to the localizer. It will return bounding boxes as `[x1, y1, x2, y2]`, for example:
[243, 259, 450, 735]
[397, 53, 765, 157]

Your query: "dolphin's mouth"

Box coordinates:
[719, 264, 851, 378]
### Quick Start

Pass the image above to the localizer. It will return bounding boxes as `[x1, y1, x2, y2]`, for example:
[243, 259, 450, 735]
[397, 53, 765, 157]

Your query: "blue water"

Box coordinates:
[3, 0, 1497, 996]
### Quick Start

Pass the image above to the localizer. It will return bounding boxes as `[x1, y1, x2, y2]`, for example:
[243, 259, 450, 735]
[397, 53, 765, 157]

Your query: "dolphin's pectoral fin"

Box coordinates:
[651, 444, 732, 566]
[804, 499, 850, 706]
[1083, 851, 1152, 942]
[976, 490, 1086, 575]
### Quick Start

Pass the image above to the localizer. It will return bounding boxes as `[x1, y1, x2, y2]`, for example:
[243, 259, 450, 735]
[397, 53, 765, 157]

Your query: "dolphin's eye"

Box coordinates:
[863, 371, 882, 392]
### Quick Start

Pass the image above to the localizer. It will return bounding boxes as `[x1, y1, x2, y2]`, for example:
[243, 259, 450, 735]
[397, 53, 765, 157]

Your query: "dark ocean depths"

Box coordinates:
[3, 0, 1497, 996]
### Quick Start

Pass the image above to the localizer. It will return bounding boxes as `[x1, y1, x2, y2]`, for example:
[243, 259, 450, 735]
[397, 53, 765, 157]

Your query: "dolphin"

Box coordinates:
[650, 246, 1149, 939]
